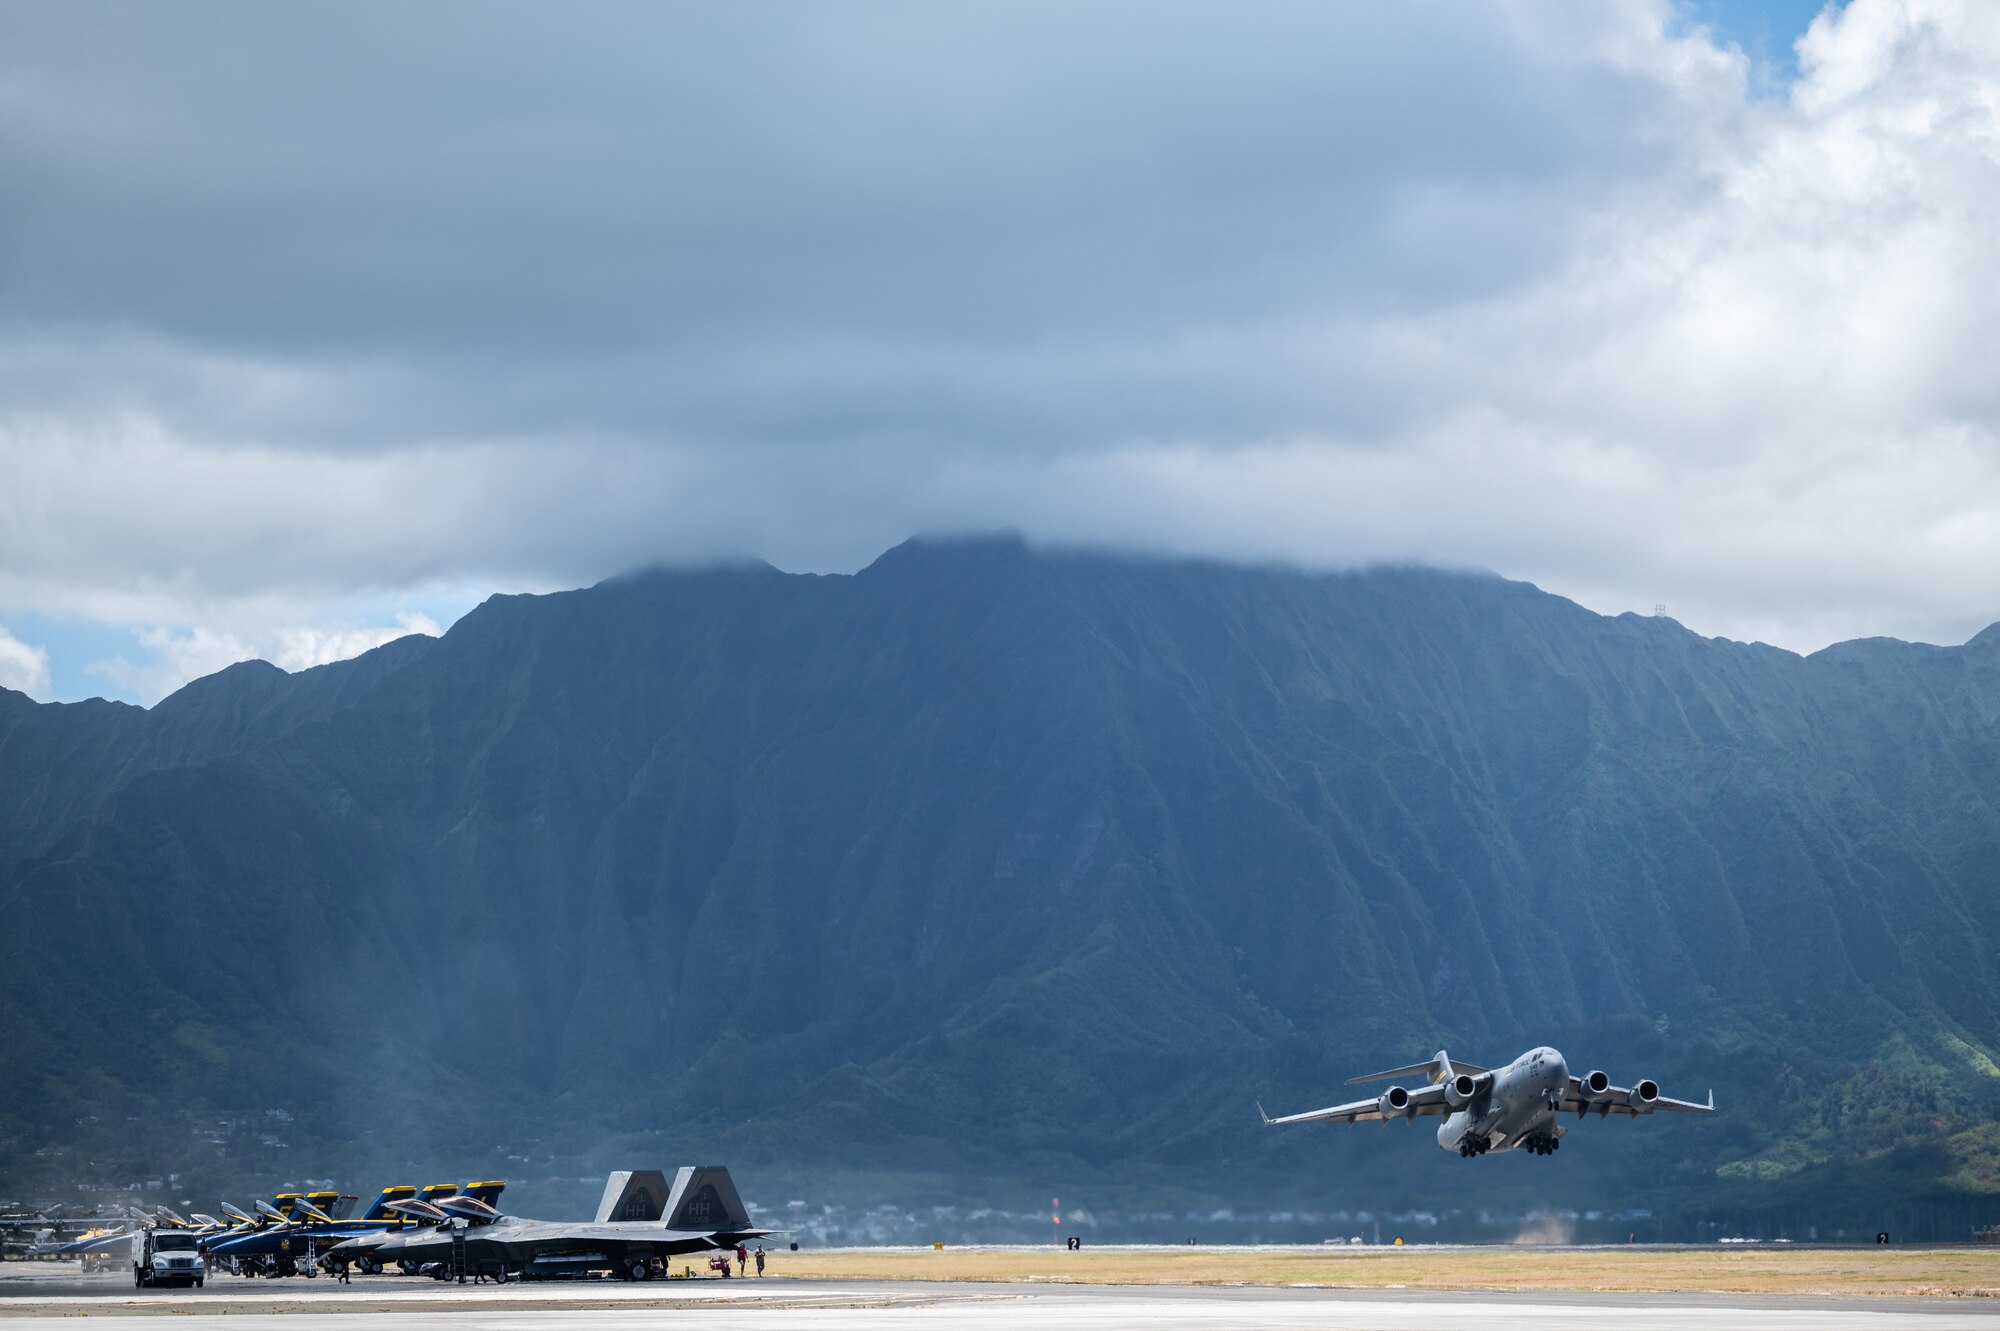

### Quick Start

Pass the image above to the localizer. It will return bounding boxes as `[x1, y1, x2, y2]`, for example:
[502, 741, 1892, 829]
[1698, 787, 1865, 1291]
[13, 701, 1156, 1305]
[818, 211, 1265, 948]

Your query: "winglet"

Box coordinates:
[1256, 1100, 1273, 1126]
[1708, 1089, 1714, 1110]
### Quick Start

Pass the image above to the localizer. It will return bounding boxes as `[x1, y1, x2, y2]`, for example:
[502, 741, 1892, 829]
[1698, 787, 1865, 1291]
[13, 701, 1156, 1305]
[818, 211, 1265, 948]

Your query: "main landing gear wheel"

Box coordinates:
[359, 1257, 382, 1275]
[625, 1257, 652, 1281]
[398, 1259, 420, 1276]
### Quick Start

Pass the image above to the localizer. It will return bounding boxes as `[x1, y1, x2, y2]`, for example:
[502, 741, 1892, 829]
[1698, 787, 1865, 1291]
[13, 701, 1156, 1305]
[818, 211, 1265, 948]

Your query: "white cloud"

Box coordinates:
[270, 612, 442, 674]
[86, 613, 442, 706]
[0, 625, 53, 701]
[88, 627, 261, 705]
[4, 1, 2000, 656]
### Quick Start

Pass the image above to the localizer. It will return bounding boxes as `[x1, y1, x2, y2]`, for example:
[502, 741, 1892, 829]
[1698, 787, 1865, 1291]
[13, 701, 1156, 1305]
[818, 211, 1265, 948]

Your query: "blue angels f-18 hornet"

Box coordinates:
[1261, 1047, 1712, 1157]
[207, 1184, 503, 1278]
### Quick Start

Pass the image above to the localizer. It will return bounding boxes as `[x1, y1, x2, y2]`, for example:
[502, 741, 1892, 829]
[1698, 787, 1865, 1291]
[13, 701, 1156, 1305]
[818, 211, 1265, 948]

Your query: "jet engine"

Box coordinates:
[1377, 1086, 1413, 1120]
[1580, 1069, 1610, 1096]
[1628, 1079, 1659, 1113]
[1443, 1073, 1480, 1108]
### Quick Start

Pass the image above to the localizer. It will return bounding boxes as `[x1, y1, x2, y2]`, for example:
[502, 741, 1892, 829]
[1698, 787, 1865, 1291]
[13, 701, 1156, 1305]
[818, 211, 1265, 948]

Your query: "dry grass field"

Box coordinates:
[770, 1244, 2000, 1298]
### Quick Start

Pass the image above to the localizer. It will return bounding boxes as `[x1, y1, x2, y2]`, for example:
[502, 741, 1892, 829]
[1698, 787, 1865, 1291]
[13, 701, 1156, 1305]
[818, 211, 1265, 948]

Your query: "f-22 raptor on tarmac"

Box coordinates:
[1261, 1047, 1712, 1158]
[334, 1166, 772, 1281]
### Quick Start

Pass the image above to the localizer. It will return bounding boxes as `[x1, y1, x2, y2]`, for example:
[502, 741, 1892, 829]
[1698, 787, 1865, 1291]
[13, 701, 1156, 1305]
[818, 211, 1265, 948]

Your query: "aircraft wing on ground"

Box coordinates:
[522, 1220, 772, 1249]
[1258, 1082, 1450, 1126]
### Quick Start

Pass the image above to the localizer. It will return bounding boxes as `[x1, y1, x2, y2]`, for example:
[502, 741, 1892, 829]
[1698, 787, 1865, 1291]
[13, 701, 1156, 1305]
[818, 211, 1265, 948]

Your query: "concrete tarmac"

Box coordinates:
[3, 1265, 1997, 1329]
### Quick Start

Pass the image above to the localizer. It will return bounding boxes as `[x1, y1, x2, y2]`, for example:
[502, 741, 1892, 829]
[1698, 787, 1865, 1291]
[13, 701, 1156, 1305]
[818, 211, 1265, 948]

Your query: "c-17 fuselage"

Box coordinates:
[1263, 1046, 1712, 1156]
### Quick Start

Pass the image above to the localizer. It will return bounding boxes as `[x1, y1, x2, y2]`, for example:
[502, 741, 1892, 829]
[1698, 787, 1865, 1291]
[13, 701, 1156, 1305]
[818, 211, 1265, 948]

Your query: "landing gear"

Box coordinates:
[1524, 1132, 1562, 1155]
[1457, 1133, 1492, 1157]
[624, 1257, 653, 1282]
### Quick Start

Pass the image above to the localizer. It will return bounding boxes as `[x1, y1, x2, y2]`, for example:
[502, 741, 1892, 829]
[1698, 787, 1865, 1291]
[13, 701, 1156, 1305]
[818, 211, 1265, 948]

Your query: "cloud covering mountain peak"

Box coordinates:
[4, 0, 1998, 697]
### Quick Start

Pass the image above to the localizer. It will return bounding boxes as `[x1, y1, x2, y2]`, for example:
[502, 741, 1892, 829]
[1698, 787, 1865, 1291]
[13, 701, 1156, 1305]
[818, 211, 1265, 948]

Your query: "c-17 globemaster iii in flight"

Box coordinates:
[1261, 1047, 1712, 1157]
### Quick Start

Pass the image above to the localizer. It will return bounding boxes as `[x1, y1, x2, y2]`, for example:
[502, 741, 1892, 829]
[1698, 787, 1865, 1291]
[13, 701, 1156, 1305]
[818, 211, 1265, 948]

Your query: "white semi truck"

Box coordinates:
[132, 1228, 205, 1287]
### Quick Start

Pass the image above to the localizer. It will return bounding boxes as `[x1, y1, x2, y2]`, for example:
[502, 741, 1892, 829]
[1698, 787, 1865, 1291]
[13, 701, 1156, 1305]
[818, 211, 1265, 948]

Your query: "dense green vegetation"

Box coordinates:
[4, 537, 1999, 1239]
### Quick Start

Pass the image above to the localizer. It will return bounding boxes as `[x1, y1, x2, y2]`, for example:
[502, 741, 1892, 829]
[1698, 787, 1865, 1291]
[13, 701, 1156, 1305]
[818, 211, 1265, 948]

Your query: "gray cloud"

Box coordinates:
[3, 0, 1999, 695]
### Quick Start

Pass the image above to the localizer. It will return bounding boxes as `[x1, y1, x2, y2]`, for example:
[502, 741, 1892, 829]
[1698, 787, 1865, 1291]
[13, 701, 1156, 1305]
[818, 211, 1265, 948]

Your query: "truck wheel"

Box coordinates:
[134, 1270, 144, 1287]
[195, 1279, 203, 1288]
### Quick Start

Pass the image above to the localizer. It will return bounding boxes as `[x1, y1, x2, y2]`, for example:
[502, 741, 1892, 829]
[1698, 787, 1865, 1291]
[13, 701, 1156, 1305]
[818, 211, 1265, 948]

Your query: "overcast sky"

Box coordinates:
[2, 0, 1995, 703]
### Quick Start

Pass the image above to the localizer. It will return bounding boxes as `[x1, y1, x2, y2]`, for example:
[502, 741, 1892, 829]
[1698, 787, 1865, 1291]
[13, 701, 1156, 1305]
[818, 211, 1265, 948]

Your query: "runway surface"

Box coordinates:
[2, 1268, 1995, 1329]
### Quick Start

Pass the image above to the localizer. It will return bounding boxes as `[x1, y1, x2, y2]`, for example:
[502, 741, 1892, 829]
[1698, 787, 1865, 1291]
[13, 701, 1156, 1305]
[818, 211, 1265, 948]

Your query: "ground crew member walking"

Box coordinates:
[755, 1245, 766, 1276]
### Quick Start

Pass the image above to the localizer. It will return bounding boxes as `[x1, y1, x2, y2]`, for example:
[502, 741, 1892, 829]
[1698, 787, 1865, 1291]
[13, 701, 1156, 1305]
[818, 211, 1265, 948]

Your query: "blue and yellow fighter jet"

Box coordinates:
[208, 1183, 504, 1278]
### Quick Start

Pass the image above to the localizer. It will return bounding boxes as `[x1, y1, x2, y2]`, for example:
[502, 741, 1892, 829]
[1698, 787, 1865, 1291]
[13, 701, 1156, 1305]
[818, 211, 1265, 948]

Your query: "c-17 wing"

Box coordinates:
[1561, 1077, 1713, 1117]
[1259, 1083, 1450, 1127]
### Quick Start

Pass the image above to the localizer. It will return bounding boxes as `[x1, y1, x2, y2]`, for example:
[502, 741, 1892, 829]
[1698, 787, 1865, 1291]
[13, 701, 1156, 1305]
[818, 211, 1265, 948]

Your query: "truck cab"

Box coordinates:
[134, 1229, 205, 1288]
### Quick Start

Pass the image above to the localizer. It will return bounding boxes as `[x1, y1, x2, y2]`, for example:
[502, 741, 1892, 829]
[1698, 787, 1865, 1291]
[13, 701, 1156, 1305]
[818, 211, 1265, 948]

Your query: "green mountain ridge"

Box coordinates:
[3, 536, 1998, 1239]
